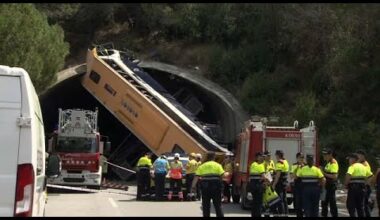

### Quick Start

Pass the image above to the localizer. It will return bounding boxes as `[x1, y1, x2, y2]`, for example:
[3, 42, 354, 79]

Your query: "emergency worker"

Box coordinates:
[191, 152, 225, 217]
[153, 154, 170, 201]
[168, 153, 184, 201]
[249, 152, 266, 217]
[356, 149, 373, 217]
[321, 148, 339, 217]
[344, 153, 373, 217]
[290, 152, 304, 217]
[264, 150, 275, 176]
[136, 152, 153, 200]
[272, 150, 289, 215]
[296, 155, 325, 217]
[186, 153, 198, 201]
[222, 154, 233, 203]
[195, 153, 203, 200]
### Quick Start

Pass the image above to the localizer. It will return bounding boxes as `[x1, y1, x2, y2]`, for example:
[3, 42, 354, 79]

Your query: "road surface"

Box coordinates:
[45, 184, 378, 217]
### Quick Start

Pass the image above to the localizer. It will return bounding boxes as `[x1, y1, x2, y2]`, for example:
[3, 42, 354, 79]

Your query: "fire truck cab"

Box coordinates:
[232, 117, 318, 210]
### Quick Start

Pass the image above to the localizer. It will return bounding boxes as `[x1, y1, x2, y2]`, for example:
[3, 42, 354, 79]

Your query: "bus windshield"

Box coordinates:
[55, 137, 97, 153]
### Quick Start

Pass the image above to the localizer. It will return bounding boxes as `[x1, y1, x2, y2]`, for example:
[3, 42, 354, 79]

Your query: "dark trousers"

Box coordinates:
[186, 173, 195, 197]
[154, 173, 166, 200]
[136, 169, 150, 199]
[170, 178, 182, 193]
[321, 184, 338, 217]
[302, 184, 320, 217]
[200, 180, 224, 217]
[196, 181, 201, 200]
[250, 180, 264, 217]
[377, 190, 380, 217]
[275, 184, 287, 214]
[364, 184, 372, 217]
[223, 181, 231, 202]
[346, 183, 365, 217]
[292, 182, 303, 217]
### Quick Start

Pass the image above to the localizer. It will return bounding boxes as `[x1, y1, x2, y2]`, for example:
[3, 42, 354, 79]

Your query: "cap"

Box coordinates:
[196, 153, 202, 159]
[322, 148, 333, 155]
[346, 153, 359, 160]
[255, 152, 263, 157]
[190, 152, 196, 158]
[275, 150, 284, 155]
[174, 153, 180, 158]
[356, 149, 366, 156]
[263, 150, 271, 156]
[306, 154, 314, 160]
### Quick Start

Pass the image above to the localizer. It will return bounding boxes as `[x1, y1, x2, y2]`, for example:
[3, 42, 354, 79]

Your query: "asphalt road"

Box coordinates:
[45, 184, 378, 217]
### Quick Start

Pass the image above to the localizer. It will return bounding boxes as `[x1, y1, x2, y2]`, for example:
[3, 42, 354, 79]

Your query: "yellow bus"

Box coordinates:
[81, 47, 230, 161]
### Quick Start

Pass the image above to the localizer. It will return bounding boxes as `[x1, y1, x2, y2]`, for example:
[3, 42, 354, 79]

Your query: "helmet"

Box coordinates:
[196, 153, 202, 159]
[190, 152, 196, 158]
[174, 153, 180, 158]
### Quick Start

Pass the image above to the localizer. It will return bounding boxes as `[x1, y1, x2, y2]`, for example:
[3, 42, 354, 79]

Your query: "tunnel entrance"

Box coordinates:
[39, 64, 247, 180]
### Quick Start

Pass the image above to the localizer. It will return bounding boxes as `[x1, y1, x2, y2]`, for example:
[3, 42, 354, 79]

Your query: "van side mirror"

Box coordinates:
[46, 154, 61, 178]
[104, 141, 111, 156]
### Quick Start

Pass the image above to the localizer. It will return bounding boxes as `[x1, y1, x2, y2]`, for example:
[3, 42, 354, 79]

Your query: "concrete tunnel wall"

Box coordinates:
[39, 62, 249, 165]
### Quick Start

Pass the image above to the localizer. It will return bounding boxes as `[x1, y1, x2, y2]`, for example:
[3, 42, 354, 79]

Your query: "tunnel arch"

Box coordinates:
[39, 62, 248, 178]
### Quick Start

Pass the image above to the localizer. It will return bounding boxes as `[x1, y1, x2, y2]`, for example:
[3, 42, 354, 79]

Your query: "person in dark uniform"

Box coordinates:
[191, 152, 225, 217]
[290, 152, 304, 217]
[373, 155, 380, 217]
[296, 155, 325, 217]
[344, 153, 373, 217]
[321, 148, 339, 217]
[272, 150, 289, 215]
[136, 152, 153, 200]
[249, 152, 266, 217]
[356, 149, 373, 217]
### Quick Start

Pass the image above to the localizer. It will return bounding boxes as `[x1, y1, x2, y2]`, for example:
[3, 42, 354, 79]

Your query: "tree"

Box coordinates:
[0, 4, 69, 93]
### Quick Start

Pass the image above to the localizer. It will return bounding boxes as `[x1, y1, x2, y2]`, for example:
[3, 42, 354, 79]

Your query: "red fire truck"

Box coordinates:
[231, 117, 319, 209]
[47, 108, 110, 189]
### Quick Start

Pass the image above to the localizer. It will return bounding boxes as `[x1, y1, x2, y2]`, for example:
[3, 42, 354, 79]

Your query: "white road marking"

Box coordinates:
[108, 197, 118, 208]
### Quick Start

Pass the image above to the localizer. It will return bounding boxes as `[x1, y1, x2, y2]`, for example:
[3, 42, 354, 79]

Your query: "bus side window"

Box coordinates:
[89, 71, 101, 84]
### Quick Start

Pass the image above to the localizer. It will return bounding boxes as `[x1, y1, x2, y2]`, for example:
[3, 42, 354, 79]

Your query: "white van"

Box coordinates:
[0, 65, 49, 216]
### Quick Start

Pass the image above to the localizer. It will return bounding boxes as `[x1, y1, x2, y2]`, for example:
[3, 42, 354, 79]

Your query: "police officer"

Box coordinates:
[290, 152, 304, 217]
[296, 155, 325, 217]
[320, 148, 339, 217]
[272, 150, 289, 215]
[344, 153, 373, 217]
[136, 152, 153, 200]
[356, 149, 373, 217]
[249, 152, 266, 217]
[185, 152, 198, 201]
[191, 152, 225, 217]
[264, 150, 275, 176]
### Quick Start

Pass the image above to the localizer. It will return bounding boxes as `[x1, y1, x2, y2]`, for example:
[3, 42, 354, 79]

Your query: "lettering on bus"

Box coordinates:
[121, 99, 138, 118]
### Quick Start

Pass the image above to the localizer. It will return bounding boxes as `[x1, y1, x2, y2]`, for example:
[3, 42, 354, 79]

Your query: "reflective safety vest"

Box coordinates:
[347, 162, 372, 184]
[324, 158, 339, 184]
[186, 159, 199, 174]
[263, 186, 281, 207]
[169, 161, 183, 179]
[137, 156, 152, 170]
[196, 161, 224, 180]
[275, 159, 289, 185]
[265, 160, 275, 174]
[296, 165, 324, 184]
[249, 161, 265, 181]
